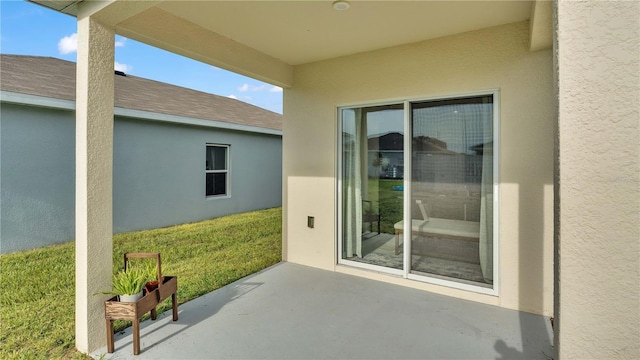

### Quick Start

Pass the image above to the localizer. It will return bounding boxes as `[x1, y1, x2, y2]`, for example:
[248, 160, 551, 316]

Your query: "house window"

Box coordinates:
[338, 92, 498, 293]
[206, 144, 229, 197]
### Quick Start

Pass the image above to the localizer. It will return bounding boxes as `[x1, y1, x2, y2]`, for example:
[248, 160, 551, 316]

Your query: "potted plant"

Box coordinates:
[143, 262, 164, 293]
[98, 264, 151, 302]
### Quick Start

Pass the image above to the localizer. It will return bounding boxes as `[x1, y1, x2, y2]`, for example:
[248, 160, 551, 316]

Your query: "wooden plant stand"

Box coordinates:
[104, 253, 178, 355]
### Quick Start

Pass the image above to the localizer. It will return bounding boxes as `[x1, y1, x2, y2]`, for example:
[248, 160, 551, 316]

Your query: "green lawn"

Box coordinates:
[0, 207, 282, 359]
[366, 179, 404, 234]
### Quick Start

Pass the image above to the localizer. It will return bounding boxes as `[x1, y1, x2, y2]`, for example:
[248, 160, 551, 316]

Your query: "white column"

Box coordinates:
[555, 0, 639, 358]
[75, 15, 114, 353]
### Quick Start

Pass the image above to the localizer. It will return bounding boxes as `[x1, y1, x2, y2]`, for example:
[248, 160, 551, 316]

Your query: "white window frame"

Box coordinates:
[205, 144, 230, 198]
[336, 90, 500, 296]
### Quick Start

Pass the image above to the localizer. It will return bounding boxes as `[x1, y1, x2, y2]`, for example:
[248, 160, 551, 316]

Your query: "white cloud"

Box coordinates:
[269, 86, 283, 93]
[228, 94, 238, 99]
[238, 83, 272, 92]
[115, 37, 126, 47]
[58, 33, 127, 55]
[58, 33, 77, 55]
[114, 61, 132, 73]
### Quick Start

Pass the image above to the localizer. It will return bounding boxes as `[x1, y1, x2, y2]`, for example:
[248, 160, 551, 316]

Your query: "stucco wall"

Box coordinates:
[1, 104, 76, 253]
[555, 1, 640, 358]
[284, 21, 554, 315]
[0, 105, 282, 253]
[113, 117, 282, 232]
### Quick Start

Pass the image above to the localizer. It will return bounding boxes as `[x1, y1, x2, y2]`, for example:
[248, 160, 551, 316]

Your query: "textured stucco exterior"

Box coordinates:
[1, 104, 76, 253]
[17, 1, 639, 357]
[284, 21, 554, 315]
[74, 15, 115, 353]
[113, 118, 282, 233]
[555, 0, 640, 358]
[0, 106, 282, 253]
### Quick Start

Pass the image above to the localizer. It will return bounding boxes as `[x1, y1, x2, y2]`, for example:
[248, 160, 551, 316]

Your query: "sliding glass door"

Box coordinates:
[339, 92, 497, 291]
[409, 95, 494, 287]
[340, 104, 404, 271]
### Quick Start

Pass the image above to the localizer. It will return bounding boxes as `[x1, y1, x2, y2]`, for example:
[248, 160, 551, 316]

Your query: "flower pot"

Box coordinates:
[145, 277, 165, 293]
[119, 291, 143, 303]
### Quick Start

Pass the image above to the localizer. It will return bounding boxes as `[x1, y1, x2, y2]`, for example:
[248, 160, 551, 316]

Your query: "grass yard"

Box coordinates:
[366, 178, 404, 234]
[0, 207, 282, 359]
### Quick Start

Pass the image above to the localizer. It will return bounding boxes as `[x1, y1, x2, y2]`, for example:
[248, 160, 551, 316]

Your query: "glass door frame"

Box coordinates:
[336, 90, 500, 296]
[336, 100, 405, 277]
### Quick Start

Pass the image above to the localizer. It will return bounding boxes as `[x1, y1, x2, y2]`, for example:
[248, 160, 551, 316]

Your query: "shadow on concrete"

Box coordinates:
[105, 278, 264, 356]
[495, 178, 554, 359]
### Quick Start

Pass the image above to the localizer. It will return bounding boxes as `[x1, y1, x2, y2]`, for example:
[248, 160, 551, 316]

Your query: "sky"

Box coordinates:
[0, 0, 283, 114]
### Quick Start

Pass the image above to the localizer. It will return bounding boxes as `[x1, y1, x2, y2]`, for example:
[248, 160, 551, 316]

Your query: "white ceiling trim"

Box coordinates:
[117, 7, 294, 87]
[529, 0, 553, 51]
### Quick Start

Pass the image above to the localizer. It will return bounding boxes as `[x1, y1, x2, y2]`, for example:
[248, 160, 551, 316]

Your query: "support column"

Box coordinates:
[555, 0, 639, 358]
[75, 15, 114, 354]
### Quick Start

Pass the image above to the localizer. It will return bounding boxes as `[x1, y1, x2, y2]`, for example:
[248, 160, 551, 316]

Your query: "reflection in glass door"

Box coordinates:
[409, 96, 494, 286]
[340, 104, 404, 270]
[339, 94, 496, 290]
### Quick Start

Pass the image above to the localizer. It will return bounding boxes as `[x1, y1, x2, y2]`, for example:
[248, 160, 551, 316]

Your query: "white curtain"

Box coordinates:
[478, 104, 493, 284]
[343, 109, 364, 258]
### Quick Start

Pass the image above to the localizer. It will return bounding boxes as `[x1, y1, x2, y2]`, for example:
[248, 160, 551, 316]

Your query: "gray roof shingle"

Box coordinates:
[0, 54, 282, 131]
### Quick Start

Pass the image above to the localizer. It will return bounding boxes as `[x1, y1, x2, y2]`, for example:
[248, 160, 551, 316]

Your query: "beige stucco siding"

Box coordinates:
[556, 0, 640, 358]
[75, 15, 115, 353]
[283, 21, 554, 315]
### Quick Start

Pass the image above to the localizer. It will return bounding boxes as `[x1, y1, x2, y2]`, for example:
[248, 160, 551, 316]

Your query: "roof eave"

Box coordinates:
[27, 0, 82, 16]
[0, 90, 282, 137]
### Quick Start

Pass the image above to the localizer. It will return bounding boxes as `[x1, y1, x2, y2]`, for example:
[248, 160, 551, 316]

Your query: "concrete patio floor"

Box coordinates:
[92, 262, 554, 359]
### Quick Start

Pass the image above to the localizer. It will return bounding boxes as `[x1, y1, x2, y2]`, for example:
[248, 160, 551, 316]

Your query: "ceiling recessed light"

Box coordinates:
[333, 1, 350, 11]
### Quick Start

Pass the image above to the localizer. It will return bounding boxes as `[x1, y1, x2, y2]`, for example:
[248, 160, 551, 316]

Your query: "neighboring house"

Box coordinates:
[23, 1, 640, 358]
[367, 132, 481, 183]
[0, 54, 283, 254]
[367, 132, 404, 179]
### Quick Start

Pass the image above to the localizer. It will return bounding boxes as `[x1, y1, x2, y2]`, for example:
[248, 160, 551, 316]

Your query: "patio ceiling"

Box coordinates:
[153, 0, 533, 66]
[29, 0, 549, 87]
